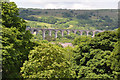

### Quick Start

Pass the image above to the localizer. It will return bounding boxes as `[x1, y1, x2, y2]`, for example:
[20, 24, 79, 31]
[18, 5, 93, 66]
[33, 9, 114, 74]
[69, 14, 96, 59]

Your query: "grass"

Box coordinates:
[67, 25, 73, 29]
[26, 20, 52, 28]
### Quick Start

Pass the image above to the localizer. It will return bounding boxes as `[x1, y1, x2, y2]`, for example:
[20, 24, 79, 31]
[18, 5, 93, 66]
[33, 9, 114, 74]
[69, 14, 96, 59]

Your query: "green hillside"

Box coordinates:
[19, 8, 118, 30]
[0, 19, 1, 29]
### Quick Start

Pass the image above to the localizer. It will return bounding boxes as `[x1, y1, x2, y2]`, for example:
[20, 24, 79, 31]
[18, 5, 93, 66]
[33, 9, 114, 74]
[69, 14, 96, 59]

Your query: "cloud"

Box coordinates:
[70, 3, 92, 9]
[10, 0, 119, 9]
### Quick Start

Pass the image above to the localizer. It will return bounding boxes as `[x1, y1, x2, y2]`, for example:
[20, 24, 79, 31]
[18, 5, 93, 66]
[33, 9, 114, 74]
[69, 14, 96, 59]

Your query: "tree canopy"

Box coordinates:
[2, 2, 34, 78]
[2, 2, 26, 32]
[21, 43, 75, 78]
[72, 31, 120, 79]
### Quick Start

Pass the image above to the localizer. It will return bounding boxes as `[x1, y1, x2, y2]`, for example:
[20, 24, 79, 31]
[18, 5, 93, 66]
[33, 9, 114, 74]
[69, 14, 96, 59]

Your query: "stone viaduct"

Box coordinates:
[26, 28, 104, 40]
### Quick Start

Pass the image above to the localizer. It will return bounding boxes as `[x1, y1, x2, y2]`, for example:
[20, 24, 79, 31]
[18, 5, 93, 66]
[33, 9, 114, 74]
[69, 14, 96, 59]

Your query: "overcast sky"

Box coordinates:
[10, 0, 120, 9]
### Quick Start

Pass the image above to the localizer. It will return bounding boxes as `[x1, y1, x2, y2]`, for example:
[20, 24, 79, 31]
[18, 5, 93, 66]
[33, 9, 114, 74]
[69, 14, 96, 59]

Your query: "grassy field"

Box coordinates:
[26, 20, 52, 28]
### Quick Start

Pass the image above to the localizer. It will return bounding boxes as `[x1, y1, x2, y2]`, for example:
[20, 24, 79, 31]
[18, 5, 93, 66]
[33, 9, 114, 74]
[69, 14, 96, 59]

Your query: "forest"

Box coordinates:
[19, 8, 118, 30]
[18, 7, 119, 42]
[1, 1, 120, 80]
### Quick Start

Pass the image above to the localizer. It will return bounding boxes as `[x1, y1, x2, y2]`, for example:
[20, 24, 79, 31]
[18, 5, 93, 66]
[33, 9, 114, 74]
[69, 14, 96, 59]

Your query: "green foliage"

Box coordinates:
[64, 46, 74, 61]
[21, 43, 75, 78]
[53, 42, 63, 48]
[72, 36, 92, 45]
[62, 12, 73, 18]
[117, 28, 120, 40]
[19, 8, 118, 30]
[1, 2, 119, 79]
[2, 2, 26, 32]
[64, 33, 78, 40]
[109, 28, 120, 79]
[0, 29, 2, 80]
[38, 16, 58, 24]
[90, 31, 118, 51]
[2, 2, 34, 78]
[72, 31, 119, 79]
[45, 35, 56, 42]
[76, 14, 89, 20]
[2, 27, 34, 78]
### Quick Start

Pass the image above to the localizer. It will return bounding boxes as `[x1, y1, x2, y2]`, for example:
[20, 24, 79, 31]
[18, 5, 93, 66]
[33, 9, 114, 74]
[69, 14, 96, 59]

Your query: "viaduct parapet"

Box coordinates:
[26, 28, 105, 40]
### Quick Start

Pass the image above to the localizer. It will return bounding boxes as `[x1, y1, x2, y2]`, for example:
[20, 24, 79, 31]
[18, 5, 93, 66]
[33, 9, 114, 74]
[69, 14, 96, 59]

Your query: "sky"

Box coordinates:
[10, 0, 120, 9]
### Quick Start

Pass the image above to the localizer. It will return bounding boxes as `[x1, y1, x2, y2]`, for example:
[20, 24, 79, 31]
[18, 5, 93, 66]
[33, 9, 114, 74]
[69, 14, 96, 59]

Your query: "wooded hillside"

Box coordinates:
[19, 8, 118, 30]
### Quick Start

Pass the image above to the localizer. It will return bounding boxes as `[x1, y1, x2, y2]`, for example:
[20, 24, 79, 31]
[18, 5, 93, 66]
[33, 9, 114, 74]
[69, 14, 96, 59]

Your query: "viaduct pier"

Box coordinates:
[26, 28, 104, 39]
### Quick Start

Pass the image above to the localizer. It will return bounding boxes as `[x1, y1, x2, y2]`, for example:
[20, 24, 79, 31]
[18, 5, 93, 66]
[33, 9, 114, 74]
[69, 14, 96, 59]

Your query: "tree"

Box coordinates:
[2, 2, 35, 78]
[0, 28, 2, 80]
[62, 12, 72, 18]
[72, 31, 119, 79]
[72, 36, 92, 46]
[76, 14, 89, 20]
[109, 28, 120, 79]
[45, 35, 56, 42]
[65, 33, 77, 40]
[2, 2, 26, 32]
[21, 43, 75, 79]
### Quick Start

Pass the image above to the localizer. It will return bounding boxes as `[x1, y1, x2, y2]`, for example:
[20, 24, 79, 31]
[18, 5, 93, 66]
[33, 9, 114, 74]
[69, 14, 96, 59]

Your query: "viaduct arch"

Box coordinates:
[26, 28, 105, 40]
